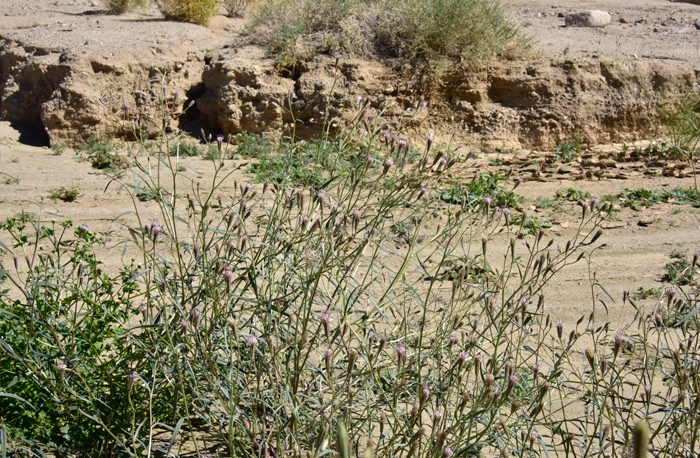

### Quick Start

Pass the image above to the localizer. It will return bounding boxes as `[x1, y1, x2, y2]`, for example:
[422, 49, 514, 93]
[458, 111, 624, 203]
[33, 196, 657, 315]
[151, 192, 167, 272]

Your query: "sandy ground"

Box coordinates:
[1, 117, 698, 331]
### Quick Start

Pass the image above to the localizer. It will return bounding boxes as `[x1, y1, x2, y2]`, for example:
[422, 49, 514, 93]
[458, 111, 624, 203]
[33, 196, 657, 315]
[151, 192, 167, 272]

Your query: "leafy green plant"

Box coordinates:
[234, 133, 275, 159]
[51, 142, 66, 156]
[549, 136, 586, 163]
[664, 258, 697, 286]
[556, 187, 590, 202]
[12, 210, 37, 223]
[168, 141, 202, 157]
[76, 137, 128, 171]
[612, 188, 669, 211]
[667, 186, 700, 207]
[629, 286, 663, 300]
[48, 187, 80, 202]
[439, 172, 523, 208]
[519, 215, 552, 237]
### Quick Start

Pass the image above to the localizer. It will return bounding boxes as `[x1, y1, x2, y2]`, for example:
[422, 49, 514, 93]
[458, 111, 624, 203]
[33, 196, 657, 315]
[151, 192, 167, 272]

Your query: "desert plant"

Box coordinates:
[48, 186, 81, 202]
[221, 0, 249, 17]
[76, 137, 128, 170]
[154, 0, 219, 25]
[248, 0, 528, 72]
[104, 0, 147, 14]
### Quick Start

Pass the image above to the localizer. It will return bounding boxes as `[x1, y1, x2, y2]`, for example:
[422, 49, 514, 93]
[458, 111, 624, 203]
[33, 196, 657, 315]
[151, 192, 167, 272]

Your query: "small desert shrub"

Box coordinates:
[104, 0, 147, 14]
[48, 186, 81, 202]
[76, 136, 128, 170]
[248, 0, 527, 71]
[154, 0, 219, 24]
[221, 0, 248, 17]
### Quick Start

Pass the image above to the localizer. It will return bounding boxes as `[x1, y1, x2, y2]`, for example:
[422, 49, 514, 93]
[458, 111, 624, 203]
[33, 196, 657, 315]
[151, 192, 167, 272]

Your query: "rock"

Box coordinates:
[602, 222, 626, 229]
[558, 12, 565, 18]
[84, 38, 102, 46]
[638, 219, 654, 227]
[672, 27, 689, 34]
[619, 17, 629, 24]
[695, 19, 700, 30]
[565, 10, 611, 28]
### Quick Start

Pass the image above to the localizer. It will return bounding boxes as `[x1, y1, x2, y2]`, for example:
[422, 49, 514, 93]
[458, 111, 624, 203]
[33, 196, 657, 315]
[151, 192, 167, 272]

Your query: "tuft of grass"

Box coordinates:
[2, 175, 20, 185]
[534, 197, 563, 211]
[48, 186, 80, 202]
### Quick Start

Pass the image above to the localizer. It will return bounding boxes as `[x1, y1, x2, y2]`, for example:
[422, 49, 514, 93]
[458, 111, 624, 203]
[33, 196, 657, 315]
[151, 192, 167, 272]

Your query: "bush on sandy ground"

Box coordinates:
[221, 0, 250, 17]
[104, 0, 148, 14]
[153, 0, 220, 24]
[247, 0, 527, 73]
[1, 73, 700, 458]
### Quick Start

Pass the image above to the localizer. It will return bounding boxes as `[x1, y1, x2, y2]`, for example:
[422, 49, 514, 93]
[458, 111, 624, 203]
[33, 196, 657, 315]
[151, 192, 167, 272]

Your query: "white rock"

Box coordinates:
[565, 10, 611, 28]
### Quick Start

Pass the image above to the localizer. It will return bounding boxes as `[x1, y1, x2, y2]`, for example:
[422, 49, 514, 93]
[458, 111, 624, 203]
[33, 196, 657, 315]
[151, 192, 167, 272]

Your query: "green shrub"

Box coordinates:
[439, 172, 523, 209]
[76, 137, 128, 171]
[154, 0, 219, 24]
[48, 186, 81, 202]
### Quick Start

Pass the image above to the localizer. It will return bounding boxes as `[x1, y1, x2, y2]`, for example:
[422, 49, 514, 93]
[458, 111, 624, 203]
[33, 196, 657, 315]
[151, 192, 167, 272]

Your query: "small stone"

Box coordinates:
[565, 10, 612, 28]
[695, 19, 700, 30]
[558, 12, 565, 18]
[602, 222, 626, 229]
[638, 219, 654, 227]
[619, 17, 629, 24]
[672, 27, 689, 34]
[84, 38, 102, 46]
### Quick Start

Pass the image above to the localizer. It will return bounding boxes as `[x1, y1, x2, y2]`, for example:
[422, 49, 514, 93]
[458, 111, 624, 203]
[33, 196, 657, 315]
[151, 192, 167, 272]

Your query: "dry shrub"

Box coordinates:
[154, 0, 219, 24]
[247, 0, 529, 71]
[221, 0, 248, 17]
[104, 0, 148, 14]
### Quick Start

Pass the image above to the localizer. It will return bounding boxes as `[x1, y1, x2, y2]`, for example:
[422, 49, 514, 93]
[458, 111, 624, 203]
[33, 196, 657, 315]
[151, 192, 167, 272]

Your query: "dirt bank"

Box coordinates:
[0, 0, 699, 149]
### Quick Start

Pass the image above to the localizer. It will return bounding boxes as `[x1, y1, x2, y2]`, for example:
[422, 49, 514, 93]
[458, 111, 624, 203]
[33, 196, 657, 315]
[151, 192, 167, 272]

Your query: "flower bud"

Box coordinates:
[127, 371, 138, 391]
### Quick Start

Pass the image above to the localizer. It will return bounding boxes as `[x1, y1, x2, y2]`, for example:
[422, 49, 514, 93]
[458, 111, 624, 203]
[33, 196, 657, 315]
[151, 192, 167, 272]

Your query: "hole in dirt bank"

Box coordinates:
[177, 82, 219, 138]
[8, 121, 51, 147]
